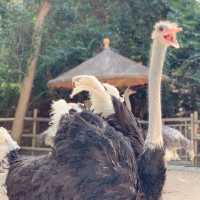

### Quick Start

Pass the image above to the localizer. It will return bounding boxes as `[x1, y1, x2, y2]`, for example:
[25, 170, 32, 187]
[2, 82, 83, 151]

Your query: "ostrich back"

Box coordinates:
[106, 96, 144, 159]
[6, 111, 143, 200]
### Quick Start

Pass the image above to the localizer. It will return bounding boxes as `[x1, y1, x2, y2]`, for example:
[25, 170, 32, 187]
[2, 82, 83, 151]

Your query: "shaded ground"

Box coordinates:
[163, 166, 200, 200]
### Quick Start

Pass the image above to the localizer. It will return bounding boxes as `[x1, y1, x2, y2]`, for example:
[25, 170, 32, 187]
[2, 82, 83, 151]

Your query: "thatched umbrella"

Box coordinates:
[48, 38, 149, 89]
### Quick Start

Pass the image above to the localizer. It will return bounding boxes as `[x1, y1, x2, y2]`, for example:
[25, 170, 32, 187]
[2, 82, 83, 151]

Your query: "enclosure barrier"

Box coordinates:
[0, 110, 199, 165]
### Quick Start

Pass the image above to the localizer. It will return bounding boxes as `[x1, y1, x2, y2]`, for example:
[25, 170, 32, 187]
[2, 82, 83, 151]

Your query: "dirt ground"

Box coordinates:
[163, 166, 200, 200]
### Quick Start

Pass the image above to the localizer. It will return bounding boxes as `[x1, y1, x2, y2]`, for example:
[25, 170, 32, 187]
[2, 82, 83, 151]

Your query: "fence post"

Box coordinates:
[191, 112, 194, 165]
[191, 111, 198, 166]
[32, 109, 38, 155]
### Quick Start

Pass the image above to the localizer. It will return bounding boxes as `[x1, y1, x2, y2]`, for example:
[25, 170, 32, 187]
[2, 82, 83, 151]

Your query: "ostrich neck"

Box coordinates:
[146, 39, 167, 148]
[90, 90, 114, 117]
[124, 89, 132, 112]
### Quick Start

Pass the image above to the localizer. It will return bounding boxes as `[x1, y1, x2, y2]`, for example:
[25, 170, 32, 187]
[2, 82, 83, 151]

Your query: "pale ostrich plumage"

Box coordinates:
[162, 125, 194, 161]
[38, 99, 83, 147]
[71, 75, 115, 117]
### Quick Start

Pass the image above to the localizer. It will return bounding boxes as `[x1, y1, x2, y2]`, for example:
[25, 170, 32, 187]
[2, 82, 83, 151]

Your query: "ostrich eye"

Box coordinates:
[159, 26, 164, 32]
[69, 108, 77, 114]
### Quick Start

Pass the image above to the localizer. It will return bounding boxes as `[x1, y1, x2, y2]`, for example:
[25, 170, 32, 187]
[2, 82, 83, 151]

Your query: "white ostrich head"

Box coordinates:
[70, 75, 106, 98]
[70, 75, 114, 117]
[0, 127, 20, 160]
[152, 21, 182, 48]
[103, 83, 124, 102]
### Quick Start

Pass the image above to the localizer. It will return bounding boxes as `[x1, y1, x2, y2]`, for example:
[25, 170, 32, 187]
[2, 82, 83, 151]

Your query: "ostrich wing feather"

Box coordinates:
[106, 96, 144, 159]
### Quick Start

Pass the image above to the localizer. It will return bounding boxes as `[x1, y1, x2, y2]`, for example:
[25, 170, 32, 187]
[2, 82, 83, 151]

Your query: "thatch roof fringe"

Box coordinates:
[48, 42, 149, 89]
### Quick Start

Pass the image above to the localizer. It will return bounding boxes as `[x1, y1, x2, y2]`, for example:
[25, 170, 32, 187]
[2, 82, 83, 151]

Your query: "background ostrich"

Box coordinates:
[0, 127, 20, 200]
[137, 21, 182, 200]
[162, 125, 194, 161]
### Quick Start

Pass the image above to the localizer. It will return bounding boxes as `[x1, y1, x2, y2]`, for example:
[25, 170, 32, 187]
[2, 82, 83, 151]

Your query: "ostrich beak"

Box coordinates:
[163, 27, 182, 48]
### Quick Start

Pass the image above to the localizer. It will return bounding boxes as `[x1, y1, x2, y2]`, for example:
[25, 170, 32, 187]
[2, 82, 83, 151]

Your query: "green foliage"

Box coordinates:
[0, 83, 20, 115]
[0, 0, 200, 116]
[164, 0, 200, 115]
[0, 0, 34, 83]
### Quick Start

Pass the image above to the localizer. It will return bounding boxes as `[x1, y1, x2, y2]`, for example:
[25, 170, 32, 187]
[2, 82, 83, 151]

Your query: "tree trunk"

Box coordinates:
[12, 0, 51, 143]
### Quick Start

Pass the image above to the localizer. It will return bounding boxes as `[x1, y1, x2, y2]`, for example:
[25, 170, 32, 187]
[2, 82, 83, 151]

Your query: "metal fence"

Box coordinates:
[0, 110, 200, 165]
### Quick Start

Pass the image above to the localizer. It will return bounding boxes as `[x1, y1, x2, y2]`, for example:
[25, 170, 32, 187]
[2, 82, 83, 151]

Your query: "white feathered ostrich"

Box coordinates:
[37, 99, 83, 147]
[137, 21, 182, 199]
[71, 75, 144, 158]
[71, 21, 182, 200]
[71, 75, 115, 117]
[0, 127, 20, 200]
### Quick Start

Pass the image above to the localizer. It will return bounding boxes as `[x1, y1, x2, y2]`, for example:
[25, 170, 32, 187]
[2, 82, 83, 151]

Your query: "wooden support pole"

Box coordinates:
[12, 0, 52, 143]
[32, 109, 38, 155]
[191, 111, 198, 166]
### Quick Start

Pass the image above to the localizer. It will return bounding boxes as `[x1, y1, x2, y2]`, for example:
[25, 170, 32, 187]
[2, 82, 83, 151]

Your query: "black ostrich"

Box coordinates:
[6, 111, 142, 200]
[70, 21, 182, 200]
[4, 21, 182, 200]
[71, 75, 144, 159]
